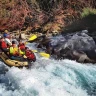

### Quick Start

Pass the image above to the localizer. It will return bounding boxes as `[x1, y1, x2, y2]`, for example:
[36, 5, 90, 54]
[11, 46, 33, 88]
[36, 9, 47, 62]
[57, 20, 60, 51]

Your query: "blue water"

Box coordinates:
[0, 58, 96, 96]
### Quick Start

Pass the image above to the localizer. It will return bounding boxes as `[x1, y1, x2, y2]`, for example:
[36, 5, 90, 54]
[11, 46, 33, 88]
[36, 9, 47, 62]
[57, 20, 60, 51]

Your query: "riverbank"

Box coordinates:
[62, 14, 96, 34]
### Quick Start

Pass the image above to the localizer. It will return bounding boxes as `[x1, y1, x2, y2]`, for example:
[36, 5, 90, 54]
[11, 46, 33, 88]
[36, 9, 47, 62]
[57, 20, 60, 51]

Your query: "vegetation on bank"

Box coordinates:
[0, 0, 96, 33]
[81, 8, 96, 17]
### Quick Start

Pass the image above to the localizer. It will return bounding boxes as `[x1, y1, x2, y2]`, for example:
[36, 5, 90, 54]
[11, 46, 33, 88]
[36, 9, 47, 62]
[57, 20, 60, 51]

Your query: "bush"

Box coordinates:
[81, 7, 96, 17]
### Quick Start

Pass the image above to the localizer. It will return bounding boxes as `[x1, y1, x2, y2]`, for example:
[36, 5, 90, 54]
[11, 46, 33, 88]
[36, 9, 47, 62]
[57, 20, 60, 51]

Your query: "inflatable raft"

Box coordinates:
[0, 52, 29, 67]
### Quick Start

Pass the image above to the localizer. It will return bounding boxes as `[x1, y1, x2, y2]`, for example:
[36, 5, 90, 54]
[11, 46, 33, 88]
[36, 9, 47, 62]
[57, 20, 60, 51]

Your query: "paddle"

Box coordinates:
[26, 34, 50, 58]
[28, 34, 37, 42]
[39, 52, 50, 58]
[27, 34, 45, 43]
[32, 50, 50, 58]
[25, 34, 38, 44]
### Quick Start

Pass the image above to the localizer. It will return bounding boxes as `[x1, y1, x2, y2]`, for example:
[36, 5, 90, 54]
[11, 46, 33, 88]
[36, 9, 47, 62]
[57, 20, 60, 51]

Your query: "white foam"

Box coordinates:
[0, 58, 95, 96]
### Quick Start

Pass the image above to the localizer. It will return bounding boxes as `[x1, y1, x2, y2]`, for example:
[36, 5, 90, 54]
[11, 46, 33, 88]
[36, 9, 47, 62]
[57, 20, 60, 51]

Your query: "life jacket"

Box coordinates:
[18, 43, 25, 55]
[1, 41, 7, 48]
[10, 46, 19, 56]
[18, 43, 25, 50]
[3, 33, 8, 38]
[19, 49, 25, 55]
[25, 50, 35, 60]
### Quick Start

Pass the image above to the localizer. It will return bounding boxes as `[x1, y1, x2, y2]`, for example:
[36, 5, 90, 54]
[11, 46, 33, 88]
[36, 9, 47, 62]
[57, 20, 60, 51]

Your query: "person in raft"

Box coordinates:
[3, 30, 12, 47]
[9, 41, 26, 60]
[0, 37, 9, 54]
[18, 41, 36, 62]
[25, 47, 36, 62]
[18, 40, 25, 56]
[9, 41, 19, 60]
[3, 30, 9, 37]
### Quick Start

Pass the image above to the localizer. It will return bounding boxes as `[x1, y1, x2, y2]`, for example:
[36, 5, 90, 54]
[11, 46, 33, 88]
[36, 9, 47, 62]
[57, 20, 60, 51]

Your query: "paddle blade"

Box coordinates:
[32, 50, 38, 53]
[39, 52, 50, 58]
[28, 34, 37, 41]
[31, 50, 50, 58]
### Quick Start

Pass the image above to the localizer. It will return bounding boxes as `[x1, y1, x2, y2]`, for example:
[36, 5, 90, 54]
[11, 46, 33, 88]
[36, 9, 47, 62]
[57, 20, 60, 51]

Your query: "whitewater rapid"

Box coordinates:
[0, 57, 96, 96]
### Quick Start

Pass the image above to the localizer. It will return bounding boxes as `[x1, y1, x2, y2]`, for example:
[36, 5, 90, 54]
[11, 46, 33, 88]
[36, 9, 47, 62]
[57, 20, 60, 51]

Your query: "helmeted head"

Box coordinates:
[3, 30, 10, 38]
[4, 30, 8, 33]
[25, 47, 29, 50]
[12, 41, 16, 44]
[12, 41, 17, 47]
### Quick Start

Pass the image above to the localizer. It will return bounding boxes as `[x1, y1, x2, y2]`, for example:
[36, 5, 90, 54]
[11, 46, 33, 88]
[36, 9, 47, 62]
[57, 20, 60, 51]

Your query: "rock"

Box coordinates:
[57, 48, 96, 63]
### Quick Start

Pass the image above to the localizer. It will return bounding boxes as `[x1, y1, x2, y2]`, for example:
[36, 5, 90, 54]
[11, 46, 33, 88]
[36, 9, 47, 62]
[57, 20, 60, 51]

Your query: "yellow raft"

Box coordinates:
[0, 52, 28, 67]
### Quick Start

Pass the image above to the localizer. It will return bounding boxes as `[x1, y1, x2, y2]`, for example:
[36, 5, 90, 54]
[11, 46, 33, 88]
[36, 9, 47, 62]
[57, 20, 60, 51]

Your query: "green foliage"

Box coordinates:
[81, 8, 96, 17]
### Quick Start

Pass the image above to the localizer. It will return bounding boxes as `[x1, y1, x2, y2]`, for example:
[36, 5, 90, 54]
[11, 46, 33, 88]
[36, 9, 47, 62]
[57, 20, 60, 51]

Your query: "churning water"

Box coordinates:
[0, 57, 96, 96]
